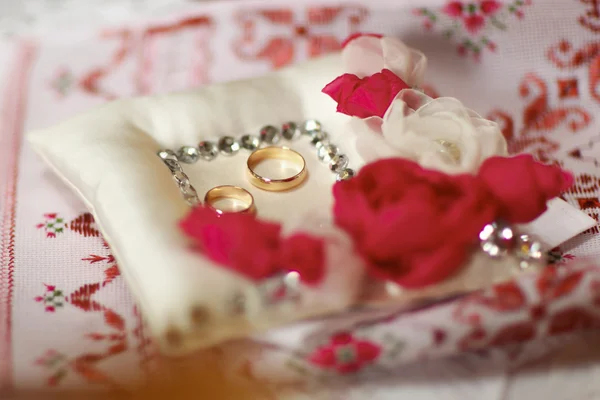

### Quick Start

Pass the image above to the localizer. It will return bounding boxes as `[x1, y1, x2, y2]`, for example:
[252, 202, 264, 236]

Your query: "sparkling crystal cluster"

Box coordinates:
[479, 221, 547, 270]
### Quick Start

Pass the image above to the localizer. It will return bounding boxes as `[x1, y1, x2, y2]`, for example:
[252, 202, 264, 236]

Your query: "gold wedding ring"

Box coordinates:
[204, 185, 256, 215]
[246, 147, 307, 191]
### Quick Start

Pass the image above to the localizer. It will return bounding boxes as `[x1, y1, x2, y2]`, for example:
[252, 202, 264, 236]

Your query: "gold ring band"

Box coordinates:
[204, 185, 256, 215]
[246, 147, 307, 192]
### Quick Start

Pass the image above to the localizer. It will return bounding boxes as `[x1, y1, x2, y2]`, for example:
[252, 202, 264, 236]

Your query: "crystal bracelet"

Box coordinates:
[156, 120, 355, 206]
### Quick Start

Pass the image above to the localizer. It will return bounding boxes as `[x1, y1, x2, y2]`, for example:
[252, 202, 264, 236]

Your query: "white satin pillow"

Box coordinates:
[27, 54, 594, 356]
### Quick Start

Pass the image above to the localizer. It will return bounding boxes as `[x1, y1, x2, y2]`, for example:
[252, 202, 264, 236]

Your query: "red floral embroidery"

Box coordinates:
[536, 268, 585, 301]
[519, 73, 591, 133]
[34, 350, 69, 386]
[32, 211, 143, 388]
[83, 253, 120, 287]
[547, 40, 600, 104]
[455, 265, 600, 353]
[36, 213, 66, 238]
[34, 284, 65, 312]
[471, 281, 527, 312]
[34, 278, 130, 386]
[308, 332, 381, 373]
[547, 307, 600, 335]
[548, 249, 577, 265]
[415, 0, 530, 60]
[487, 321, 536, 347]
[69, 213, 100, 237]
[487, 48, 593, 167]
[579, 0, 600, 32]
[77, 16, 213, 100]
[234, 6, 367, 68]
[36, 212, 107, 239]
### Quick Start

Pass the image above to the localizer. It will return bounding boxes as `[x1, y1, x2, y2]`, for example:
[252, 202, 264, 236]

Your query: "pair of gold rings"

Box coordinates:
[204, 147, 307, 215]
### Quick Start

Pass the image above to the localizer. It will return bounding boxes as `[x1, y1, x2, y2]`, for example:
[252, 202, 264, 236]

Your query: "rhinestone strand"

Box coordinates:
[157, 149, 201, 206]
[157, 120, 355, 205]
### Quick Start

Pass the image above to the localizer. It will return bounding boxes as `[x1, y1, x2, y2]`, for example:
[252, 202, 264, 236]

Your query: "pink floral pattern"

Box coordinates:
[414, 0, 531, 60]
[36, 214, 66, 238]
[234, 6, 368, 68]
[308, 332, 381, 373]
[34, 350, 69, 387]
[34, 284, 65, 313]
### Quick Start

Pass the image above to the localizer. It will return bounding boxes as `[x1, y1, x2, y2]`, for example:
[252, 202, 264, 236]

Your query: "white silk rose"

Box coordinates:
[352, 90, 508, 174]
[343, 34, 427, 86]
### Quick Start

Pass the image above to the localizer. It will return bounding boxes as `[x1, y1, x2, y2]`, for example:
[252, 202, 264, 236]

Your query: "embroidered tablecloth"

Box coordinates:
[2, 0, 600, 398]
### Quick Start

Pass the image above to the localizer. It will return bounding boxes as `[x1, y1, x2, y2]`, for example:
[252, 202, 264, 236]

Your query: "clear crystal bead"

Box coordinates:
[183, 188, 200, 206]
[157, 149, 177, 161]
[318, 143, 338, 162]
[176, 146, 200, 164]
[479, 221, 516, 258]
[240, 134, 260, 151]
[198, 141, 219, 161]
[157, 149, 180, 171]
[310, 131, 329, 146]
[259, 125, 281, 145]
[329, 154, 349, 172]
[218, 136, 240, 156]
[281, 122, 301, 140]
[301, 119, 322, 135]
[172, 170, 188, 186]
[315, 140, 330, 151]
[336, 168, 355, 182]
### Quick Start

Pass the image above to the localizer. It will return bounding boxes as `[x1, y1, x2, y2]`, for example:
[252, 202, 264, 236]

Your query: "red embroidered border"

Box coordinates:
[0, 41, 36, 392]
